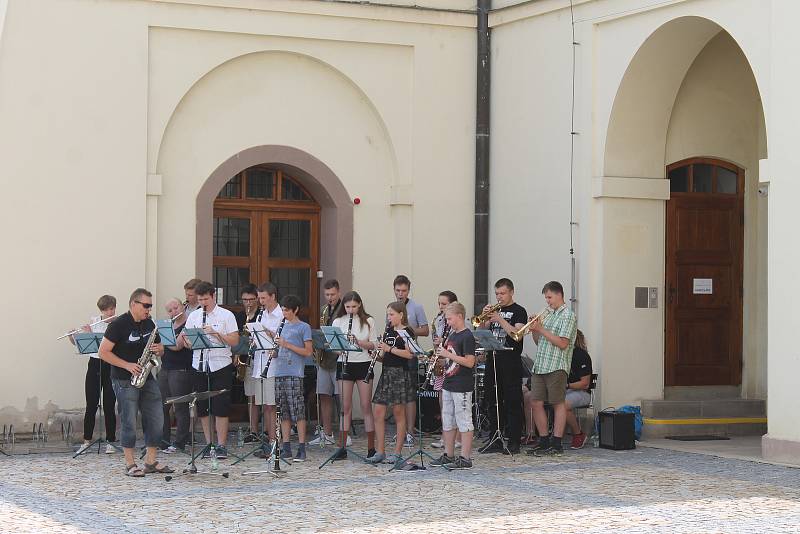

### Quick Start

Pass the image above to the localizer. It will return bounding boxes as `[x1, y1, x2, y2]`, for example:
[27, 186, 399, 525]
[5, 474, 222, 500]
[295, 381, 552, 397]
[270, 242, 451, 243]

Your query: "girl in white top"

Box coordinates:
[330, 291, 377, 458]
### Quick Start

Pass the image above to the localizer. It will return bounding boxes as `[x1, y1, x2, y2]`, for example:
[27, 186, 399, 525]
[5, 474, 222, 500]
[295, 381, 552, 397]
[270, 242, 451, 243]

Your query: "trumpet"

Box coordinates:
[470, 302, 502, 329]
[509, 308, 550, 342]
[57, 313, 120, 340]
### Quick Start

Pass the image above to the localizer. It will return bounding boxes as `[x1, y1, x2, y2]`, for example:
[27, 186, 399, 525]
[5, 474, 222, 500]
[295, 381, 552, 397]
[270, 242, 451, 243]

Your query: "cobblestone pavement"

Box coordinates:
[1, 435, 799, 533]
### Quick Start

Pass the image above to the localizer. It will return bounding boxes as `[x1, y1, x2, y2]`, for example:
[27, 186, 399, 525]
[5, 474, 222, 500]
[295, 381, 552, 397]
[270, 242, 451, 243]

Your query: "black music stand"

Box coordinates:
[474, 330, 514, 456]
[317, 326, 366, 469]
[164, 390, 230, 481]
[71, 333, 122, 458]
[391, 332, 435, 471]
[232, 326, 279, 465]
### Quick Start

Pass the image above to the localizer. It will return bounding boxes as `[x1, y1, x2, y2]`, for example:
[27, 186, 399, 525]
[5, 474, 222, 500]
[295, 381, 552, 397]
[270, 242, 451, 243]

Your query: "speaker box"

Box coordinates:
[599, 411, 636, 450]
[417, 389, 441, 433]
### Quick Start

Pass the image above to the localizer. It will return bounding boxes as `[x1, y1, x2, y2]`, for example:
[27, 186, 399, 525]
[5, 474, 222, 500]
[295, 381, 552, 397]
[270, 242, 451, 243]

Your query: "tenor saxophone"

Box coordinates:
[131, 329, 160, 388]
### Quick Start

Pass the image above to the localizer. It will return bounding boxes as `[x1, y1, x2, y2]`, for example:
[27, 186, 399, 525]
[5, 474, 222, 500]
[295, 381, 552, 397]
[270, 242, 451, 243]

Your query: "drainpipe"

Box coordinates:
[474, 0, 491, 314]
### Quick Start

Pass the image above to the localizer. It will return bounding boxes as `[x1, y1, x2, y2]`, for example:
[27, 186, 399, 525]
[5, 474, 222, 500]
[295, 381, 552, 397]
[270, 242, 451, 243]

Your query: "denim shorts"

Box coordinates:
[112, 377, 163, 449]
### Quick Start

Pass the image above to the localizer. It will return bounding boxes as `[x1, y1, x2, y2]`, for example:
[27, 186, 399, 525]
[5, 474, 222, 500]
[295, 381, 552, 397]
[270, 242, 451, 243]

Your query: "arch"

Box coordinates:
[603, 16, 767, 179]
[197, 145, 354, 294]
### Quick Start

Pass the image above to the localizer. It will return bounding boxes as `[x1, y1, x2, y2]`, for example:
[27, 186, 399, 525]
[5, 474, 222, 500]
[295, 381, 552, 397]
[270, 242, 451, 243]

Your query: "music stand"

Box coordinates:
[232, 325, 280, 465]
[156, 320, 178, 347]
[71, 333, 122, 458]
[317, 327, 366, 469]
[389, 332, 435, 472]
[473, 330, 514, 456]
[164, 390, 230, 481]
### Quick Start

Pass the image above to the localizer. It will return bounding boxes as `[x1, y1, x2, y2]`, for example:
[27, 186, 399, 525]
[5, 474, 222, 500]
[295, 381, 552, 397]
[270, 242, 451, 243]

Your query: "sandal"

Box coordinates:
[125, 464, 145, 477]
[143, 462, 175, 474]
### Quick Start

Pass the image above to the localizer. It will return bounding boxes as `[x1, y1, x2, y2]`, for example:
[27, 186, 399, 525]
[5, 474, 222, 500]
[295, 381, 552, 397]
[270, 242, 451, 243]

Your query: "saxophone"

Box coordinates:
[131, 329, 160, 388]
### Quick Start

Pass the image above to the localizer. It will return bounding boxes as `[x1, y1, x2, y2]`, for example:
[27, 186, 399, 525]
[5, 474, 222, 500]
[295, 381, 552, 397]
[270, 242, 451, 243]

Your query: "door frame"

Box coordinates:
[664, 157, 745, 386]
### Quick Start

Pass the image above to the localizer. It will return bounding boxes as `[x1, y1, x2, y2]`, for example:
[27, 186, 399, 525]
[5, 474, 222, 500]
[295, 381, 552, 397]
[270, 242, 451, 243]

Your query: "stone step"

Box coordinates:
[641, 417, 767, 440]
[664, 386, 741, 400]
[640, 399, 765, 419]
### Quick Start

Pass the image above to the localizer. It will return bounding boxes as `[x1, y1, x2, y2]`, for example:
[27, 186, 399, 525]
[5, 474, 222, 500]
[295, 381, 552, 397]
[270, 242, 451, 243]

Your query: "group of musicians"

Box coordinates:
[70, 274, 593, 476]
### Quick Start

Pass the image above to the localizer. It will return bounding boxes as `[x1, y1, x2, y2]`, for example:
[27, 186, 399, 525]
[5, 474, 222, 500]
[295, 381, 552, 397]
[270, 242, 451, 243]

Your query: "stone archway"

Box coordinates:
[196, 145, 354, 298]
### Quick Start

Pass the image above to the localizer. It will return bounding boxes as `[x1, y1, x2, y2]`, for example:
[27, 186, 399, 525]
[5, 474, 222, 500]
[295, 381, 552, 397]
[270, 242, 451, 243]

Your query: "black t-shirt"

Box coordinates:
[104, 312, 157, 381]
[567, 346, 593, 391]
[162, 324, 193, 371]
[382, 327, 415, 369]
[489, 303, 527, 356]
[442, 328, 476, 393]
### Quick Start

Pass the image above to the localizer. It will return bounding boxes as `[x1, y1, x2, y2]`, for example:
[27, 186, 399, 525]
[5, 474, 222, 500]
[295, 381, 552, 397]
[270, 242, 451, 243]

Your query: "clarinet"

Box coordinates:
[423, 324, 450, 390]
[199, 308, 208, 372]
[363, 319, 391, 384]
[261, 318, 285, 379]
[342, 313, 354, 376]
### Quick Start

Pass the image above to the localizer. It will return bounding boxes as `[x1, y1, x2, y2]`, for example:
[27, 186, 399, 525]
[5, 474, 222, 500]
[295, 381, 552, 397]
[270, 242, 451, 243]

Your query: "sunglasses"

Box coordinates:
[135, 300, 153, 309]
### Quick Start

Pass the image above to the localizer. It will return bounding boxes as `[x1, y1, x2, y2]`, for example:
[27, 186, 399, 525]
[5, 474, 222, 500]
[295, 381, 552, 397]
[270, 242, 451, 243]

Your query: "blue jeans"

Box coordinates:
[112, 377, 164, 449]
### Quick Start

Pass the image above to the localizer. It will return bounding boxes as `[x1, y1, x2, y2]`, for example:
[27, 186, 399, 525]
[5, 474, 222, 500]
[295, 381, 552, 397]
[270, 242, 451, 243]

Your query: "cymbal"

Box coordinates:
[164, 389, 228, 405]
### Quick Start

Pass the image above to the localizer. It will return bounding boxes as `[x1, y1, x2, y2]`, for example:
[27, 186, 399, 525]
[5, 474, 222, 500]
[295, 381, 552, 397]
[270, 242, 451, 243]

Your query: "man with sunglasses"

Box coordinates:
[99, 288, 173, 477]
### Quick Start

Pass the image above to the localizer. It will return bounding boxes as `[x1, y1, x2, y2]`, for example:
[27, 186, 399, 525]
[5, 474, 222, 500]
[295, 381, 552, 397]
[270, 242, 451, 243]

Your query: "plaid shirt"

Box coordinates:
[533, 303, 577, 375]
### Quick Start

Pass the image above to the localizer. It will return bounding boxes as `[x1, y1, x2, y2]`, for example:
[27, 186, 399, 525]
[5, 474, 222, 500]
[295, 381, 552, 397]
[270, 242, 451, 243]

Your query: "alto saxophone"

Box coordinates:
[131, 329, 160, 388]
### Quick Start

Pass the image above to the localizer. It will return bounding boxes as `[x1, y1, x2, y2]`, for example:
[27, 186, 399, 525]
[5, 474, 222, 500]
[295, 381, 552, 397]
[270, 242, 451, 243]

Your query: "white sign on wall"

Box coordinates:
[692, 278, 713, 295]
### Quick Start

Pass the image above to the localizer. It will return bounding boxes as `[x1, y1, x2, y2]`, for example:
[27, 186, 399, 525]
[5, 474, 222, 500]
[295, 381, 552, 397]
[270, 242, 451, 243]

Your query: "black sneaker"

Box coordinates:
[243, 432, 260, 444]
[526, 436, 551, 456]
[503, 441, 520, 455]
[444, 456, 473, 470]
[215, 445, 228, 460]
[478, 440, 504, 454]
[367, 448, 377, 459]
[430, 453, 455, 467]
[201, 445, 216, 459]
[535, 442, 564, 457]
[332, 447, 347, 461]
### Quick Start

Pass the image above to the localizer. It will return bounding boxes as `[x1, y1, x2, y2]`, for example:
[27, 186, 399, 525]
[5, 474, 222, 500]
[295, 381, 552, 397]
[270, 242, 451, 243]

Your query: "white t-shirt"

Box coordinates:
[86, 315, 110, 359]
[331, 314, 376, 363]
[251, 305, 284, 378]
[185, 305, 238, 372]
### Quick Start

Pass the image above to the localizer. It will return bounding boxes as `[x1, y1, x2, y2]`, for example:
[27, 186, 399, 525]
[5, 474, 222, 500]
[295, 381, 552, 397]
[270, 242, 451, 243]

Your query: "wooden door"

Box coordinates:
[665, 158, 744, 386]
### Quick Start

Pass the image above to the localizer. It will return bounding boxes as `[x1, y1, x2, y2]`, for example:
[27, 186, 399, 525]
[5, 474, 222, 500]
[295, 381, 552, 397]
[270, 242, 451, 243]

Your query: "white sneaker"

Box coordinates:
[105, 443, 118, 454]
[75, 441, 92, 455]
[346, 435, 353, 446]
[430, 439, 444, 449]
[161, 445, 178, 454]
[404, 433, 415, 447]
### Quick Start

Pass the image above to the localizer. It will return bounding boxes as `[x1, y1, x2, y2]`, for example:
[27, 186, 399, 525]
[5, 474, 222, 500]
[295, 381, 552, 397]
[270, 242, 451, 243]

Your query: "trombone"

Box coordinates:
[509, 308, 550, 342]
[56, 313, 121, 340]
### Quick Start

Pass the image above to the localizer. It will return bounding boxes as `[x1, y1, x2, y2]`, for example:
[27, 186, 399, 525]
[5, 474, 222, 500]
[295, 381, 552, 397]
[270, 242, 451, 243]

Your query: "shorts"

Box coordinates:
[275, 376, 305, 422]
[372, 367, 416, 406]
[530, 370, 568, 404]
[316, 366, 340, 395]
[243, 369, 258, 396]
[194, 365, 233, 417]
[247, 376, 275, 406]
[442, 390, 473, 433]
[565, 389, 592, 409]
[338, 361, 372, 382]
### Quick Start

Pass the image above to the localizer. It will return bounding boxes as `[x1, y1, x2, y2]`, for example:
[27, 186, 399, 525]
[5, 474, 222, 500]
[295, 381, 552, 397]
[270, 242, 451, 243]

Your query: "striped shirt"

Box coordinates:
[533, 304, 577, 375]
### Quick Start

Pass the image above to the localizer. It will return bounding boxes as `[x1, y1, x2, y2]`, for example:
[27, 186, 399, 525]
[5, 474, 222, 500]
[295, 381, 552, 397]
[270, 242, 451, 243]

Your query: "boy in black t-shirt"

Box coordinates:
[431, 302, 477, 470]
[99, 288, 173, 477]
[478, 278, 527, 454]
[565, 330, 593, 449]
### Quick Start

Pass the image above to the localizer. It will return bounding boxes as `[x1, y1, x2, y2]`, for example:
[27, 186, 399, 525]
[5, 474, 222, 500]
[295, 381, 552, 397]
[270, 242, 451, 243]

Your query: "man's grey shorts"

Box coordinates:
[316, 366, 340, 396]
[565, 389, 591, 409]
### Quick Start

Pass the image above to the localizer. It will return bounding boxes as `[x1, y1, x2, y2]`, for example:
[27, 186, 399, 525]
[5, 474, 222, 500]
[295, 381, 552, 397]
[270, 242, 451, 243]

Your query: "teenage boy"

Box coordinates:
[178, 281, 239, 459]
[74, 294, 118, 455]
[392, 275, 428, 446]
[183, 278, 202, 316]
[478, 278, 527, 454]
[254, 282, 283, 448]
[270, 294, 314, 462]
[431, 302, 476, 470]
[311, 279, 342, 446]
[527, 281, 578, 457]
[235, 284, 262, 441]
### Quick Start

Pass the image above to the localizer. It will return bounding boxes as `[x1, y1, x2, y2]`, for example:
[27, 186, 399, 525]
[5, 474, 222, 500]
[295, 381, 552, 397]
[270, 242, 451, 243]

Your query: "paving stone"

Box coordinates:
[0, 437, 799, 532]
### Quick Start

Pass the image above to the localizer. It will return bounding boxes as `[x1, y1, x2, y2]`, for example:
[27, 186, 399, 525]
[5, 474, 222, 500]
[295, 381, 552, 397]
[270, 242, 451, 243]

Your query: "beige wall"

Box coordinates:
[0, 0, 474, 415]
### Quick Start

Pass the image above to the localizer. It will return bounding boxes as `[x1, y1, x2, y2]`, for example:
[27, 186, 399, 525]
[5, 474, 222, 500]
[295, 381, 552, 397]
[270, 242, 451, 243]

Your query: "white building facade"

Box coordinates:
[0, 0, 797, 463]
